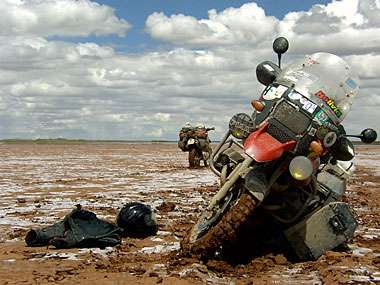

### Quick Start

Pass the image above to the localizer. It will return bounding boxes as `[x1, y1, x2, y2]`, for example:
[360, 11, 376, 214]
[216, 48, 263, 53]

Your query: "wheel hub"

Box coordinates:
[189, 191, 238, 243]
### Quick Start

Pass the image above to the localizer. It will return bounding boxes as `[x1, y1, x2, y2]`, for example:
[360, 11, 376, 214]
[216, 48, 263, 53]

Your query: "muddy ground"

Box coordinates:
[0, 143, 378, 285]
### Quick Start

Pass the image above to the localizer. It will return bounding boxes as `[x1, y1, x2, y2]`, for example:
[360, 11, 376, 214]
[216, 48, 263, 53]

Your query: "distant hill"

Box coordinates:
[1, 138, 88, 144]
[0, 138, 177, 144]
[0, 138, 377, 145]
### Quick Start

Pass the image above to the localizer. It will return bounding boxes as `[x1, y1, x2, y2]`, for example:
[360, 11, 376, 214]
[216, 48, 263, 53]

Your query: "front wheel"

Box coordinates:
[181, 192, 257, 259]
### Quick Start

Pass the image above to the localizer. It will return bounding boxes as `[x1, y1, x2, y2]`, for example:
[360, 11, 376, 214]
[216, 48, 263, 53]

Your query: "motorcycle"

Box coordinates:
[184, 127, 215, 168]
[181, 37, 377, 261]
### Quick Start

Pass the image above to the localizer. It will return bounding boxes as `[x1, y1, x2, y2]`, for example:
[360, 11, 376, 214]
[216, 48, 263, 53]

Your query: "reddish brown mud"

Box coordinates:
[0, 143, 378, 284]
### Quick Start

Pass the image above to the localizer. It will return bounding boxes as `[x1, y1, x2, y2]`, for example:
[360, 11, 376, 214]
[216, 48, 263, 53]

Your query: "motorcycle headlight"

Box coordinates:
[289, 156, 313, 180]
[229, 113, 256, 139]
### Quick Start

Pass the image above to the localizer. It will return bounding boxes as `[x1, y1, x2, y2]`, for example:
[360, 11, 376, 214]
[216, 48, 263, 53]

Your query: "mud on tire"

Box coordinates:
[181, 193, 256, 259]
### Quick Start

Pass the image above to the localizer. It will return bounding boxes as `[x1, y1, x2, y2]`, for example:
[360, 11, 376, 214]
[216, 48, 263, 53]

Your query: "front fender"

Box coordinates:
[244, 122, 296, 162]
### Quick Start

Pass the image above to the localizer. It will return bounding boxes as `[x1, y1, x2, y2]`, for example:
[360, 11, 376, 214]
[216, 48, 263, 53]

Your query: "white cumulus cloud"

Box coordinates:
[146, 3, 278, 47]
[0, 0, 131, 37]
[0, 0, 380, 140]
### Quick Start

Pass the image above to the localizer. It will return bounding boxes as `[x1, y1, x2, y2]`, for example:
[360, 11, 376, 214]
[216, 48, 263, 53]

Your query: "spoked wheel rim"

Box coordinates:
[189, 189, 241, 243]
[181, 191, 257, 259]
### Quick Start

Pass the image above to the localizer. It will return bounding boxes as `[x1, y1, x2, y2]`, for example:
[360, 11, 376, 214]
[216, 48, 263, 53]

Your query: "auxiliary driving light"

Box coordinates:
[289, 156, 313, 180]
[229, 113, 256, 139]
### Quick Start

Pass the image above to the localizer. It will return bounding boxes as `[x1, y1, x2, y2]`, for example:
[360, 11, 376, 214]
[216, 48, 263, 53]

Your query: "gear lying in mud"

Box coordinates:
[25, 205, 122, 249]
[116, 202, 158, 238]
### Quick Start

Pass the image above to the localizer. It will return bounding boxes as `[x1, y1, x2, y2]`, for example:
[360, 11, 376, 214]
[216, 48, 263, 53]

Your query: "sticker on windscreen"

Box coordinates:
[345, 78, 357, 89]
[288, 91, 317, 114]
[305, 56, 320, 66]
[314, 90, 342, 118]
[262, 85, 288, 100]
[314, 110, 338, 131]
[315, 109, 329, 123]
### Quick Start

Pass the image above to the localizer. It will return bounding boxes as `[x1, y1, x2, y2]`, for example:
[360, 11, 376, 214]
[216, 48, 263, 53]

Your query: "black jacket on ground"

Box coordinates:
[25, 206, 122, 249]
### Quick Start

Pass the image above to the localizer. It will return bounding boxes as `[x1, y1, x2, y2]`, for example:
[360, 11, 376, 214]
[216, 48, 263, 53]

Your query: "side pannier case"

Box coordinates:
[284, 202, 358, 260]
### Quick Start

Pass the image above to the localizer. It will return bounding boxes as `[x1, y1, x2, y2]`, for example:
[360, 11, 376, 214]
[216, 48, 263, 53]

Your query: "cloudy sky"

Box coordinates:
[0, 0, 379, 140]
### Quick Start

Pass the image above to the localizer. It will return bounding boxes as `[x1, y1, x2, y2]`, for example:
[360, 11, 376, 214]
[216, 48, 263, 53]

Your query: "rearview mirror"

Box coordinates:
[256, 61, 281, 86]
[272, 37, 289, 68]
[273, 37, 289, 55]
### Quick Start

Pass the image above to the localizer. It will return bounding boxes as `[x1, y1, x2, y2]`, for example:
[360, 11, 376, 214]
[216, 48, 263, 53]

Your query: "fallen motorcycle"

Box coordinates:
[181, 37, 377, 261]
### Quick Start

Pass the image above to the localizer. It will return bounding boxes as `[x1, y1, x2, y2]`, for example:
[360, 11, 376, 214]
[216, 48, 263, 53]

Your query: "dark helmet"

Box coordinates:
[116, 202, 158, 238]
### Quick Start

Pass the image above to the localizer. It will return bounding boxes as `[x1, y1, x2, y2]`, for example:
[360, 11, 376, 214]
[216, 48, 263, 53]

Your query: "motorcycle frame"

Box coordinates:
[207, 130, 293, 211]
[209, 131, 242, 175]
[207, 130, 252, 209]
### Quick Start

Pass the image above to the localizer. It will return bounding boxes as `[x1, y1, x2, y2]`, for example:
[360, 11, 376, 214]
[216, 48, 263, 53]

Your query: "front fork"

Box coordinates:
[207, 130, 249, 210]
[208, 156, 253, 210]
[207, 130, 287, 210]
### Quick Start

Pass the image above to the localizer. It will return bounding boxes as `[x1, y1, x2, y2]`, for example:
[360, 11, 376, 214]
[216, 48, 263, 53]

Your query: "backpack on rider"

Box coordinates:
[178, 122, 194, 151]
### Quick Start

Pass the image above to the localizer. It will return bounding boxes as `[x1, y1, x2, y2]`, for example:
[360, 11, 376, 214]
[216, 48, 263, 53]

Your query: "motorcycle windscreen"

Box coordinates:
[275, 53, 359, 124]
[244, 122, 296, 162]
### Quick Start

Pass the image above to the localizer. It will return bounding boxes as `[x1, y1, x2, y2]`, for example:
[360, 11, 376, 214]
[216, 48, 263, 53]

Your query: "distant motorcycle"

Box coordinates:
[178, 126, 215, 168]
[181, 38, 377, 261]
